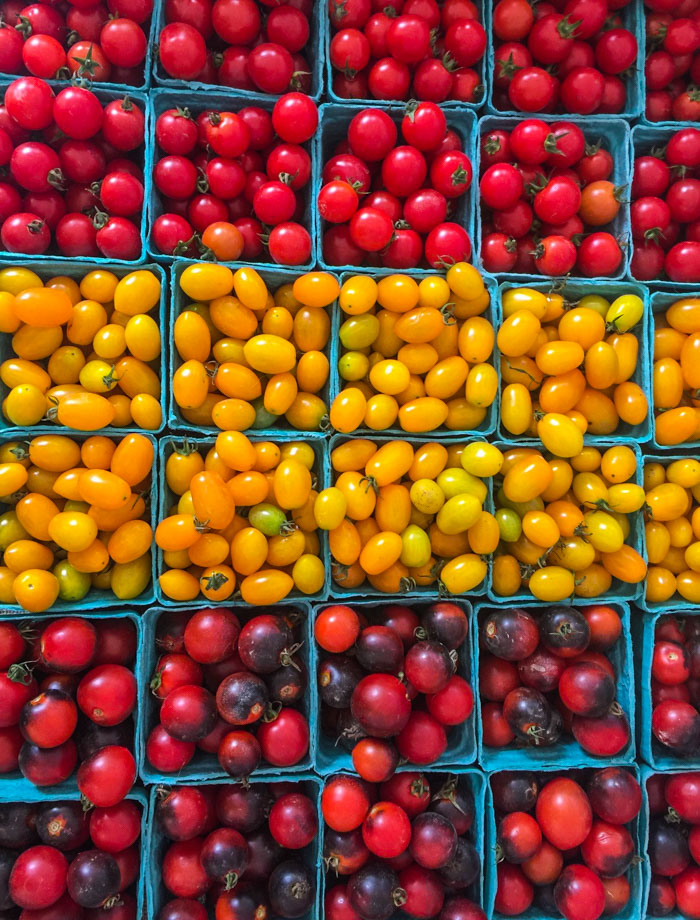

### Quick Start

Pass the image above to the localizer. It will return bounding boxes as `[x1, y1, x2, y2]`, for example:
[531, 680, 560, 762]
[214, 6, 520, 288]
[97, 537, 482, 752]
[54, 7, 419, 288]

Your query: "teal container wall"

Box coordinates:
[0, 432, 157, 612]
[330, 272, 500, 439]
[155, 433, 329, 606]
[167, 259, 333, 436]
[138, 604, 317, 784]
[0, 260, 166, 436]
[147, 774, 322, 920]
[311, 597, 477, 775]
[475, 601, 637, 771]
[484, 764, 645, 920]
[634, 608, 700, 771]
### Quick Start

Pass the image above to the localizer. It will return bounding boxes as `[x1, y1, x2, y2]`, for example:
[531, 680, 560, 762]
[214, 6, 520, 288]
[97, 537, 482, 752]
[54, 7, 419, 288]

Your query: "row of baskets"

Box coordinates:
[0, 602, 692, 783]
[0, 746, 688, 920]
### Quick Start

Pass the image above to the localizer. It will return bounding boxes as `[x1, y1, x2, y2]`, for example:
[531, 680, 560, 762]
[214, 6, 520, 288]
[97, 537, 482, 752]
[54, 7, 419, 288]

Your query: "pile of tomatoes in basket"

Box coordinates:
[0, 615, 138, 801]
[1, 794, 142, 916]
[491, 0, 638, 114]
[0, 0, 152, 85]
[316, 602, 474, 772]
[479, 120, 624, 277]
[493, 767, 641, 920]
[146, 607, 310, 777]
[320, 104, 473, 269]
[479, 604, 631, 758]
[328, 0, 486, 103]
[156, 780, 317, 920]
[152, 92, 317, 265]
[0, 76, 145, 260]
[649, 614, 700, 756]
[630, 126, 700, 284]
[644, 0, 700, 122]
[323, 771, 483, 920]
[646, 771, 700, 919]
[158, 0, 315, 91]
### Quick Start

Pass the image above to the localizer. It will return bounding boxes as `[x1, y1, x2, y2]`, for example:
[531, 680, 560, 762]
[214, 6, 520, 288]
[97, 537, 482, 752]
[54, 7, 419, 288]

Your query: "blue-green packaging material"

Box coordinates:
[167, 259, 333, 436]
[155, 433, 329, 606]
[0, 432, 157, 612]
[639, 764, 690, 920]
[138, 604, 317, 784]
[0, 86, 151, 265]
[641, 452, 698, 612]
[634, 608, 700, 771]
[147, 91, 316, 270]
[329, 272, 499, 440]
[648, 289, 699, 450]
[485, 764, 644, 920]
[475, 115, 633, 281]
[312, 597, 477, 775]
[0, 608, 144, 775]
[497, 278, 652, 444]
[631, 125, 699, 289]
[327, 432, 492, 600]
[488, 439, 647, 604]
[147, 774, 322, 920]
[475, 600, 637, 771]
[0, 260, 166, 436]
[323, 0, 487, 112]
[314, 102, 478, 275]
[0, 779, 148, 917]
[151, 0, 325, 101]
[320, 769, 488, 917]
[485, 0, 645, 118]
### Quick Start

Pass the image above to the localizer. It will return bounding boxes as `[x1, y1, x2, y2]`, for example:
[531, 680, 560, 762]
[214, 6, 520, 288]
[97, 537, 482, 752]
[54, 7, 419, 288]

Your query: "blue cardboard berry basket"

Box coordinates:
[485, 0, 645, 118]
[475, 115, 633, 281]
[155, 433, 329, 608]
[496, 278, 652, 445]
[326, 432, 492, 601]
[0, 779, 149, 918]
[329, 271, 499, 440]
[0, 609, 145, 779]
[313, 102, 478, 275]
[633, 608, 700, 771]
[641, 453, 700, 611]
[320, 768, 488, 918]
[475, 600, 637, 771]
[0, 260, 166, 436]
[324, 0, 487, 111]
[484, 764, 644, 920]
[147, 89, 317, 271]
[0, 84, 151, 265]
[488, 439, 647, 604]
[630, 125, 700, 290]
[167, 259, 332, 437]
[312, 597, 477, 775]
[0, 431, 157, 612]
[138, 604, 316, 784]
[146, 773, 322, 920]
[639, 764, 694, 920]
[151, 0, 325, 102]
